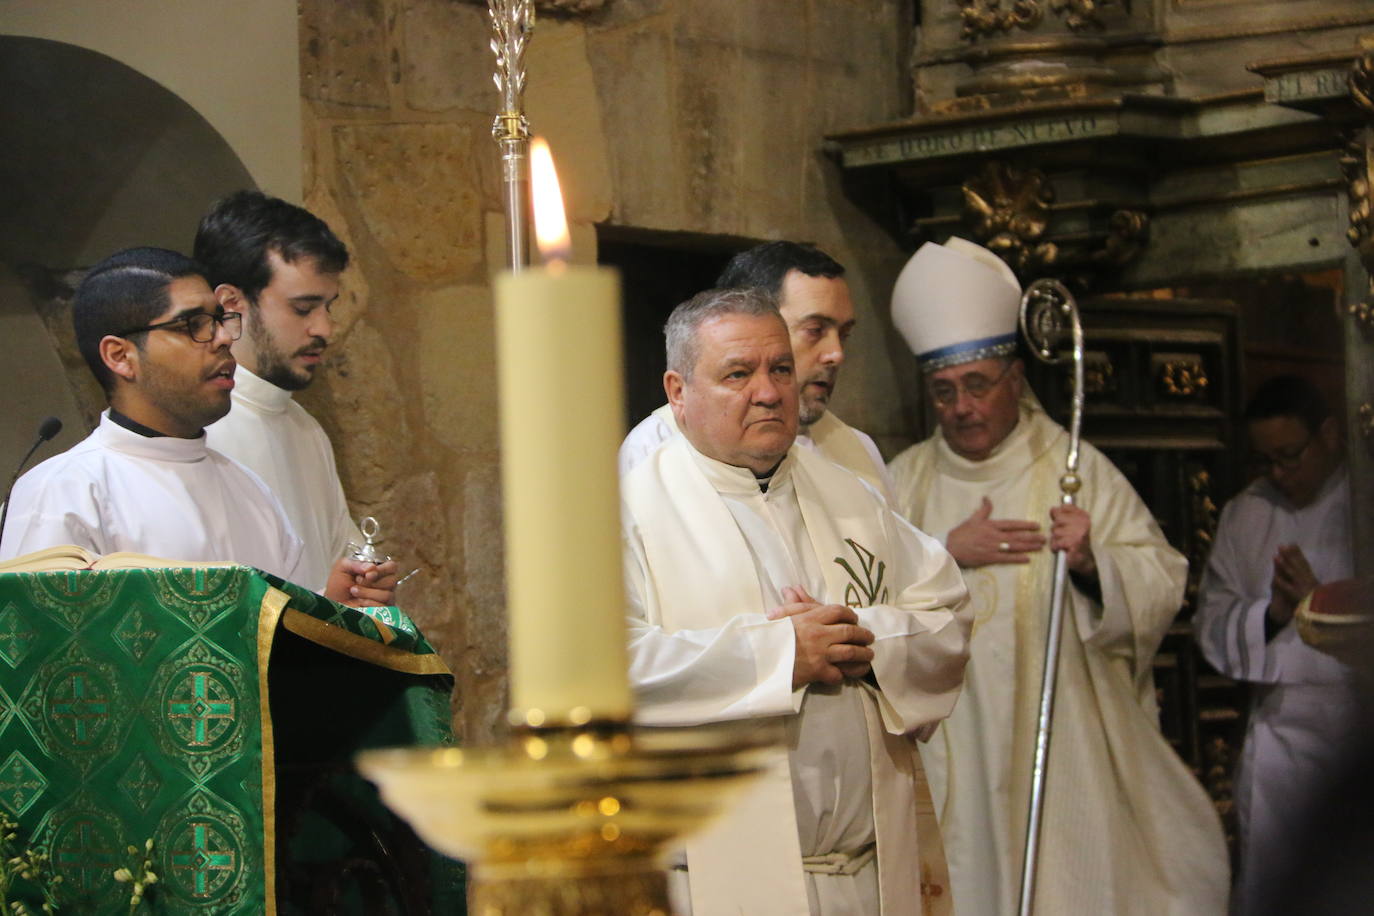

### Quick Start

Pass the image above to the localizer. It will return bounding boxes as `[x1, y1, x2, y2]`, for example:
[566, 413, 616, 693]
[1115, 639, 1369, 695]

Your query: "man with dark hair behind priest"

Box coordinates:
[196, 190, 395, 604]
[619, 239, 894, 498]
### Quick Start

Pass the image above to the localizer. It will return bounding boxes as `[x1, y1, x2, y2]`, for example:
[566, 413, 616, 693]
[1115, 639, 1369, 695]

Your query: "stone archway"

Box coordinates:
[0, 36, 256, 474]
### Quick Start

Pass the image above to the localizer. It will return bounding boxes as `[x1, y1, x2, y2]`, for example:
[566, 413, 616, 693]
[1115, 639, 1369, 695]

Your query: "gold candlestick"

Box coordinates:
[360, 140, 783, 914]
[358, 722, 781, 915]
[357, 29, 783, 916]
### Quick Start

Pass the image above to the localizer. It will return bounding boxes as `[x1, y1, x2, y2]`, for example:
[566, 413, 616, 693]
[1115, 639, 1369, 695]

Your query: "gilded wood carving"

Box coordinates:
[960, 161, 1148, 283]
[1348, 39, 1374, 458]
[958, 0, 1111, 41]
[961, 161, 1055, 273]
[474, 0, 603, 13]
[1345, 42, 1374, 341]
[1157, 356, 1210, 400]
[1187, 466, 1219, 603]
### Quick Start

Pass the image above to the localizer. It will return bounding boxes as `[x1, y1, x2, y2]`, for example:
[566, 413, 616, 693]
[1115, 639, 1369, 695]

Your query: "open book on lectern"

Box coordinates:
[0, 544, 232, 574]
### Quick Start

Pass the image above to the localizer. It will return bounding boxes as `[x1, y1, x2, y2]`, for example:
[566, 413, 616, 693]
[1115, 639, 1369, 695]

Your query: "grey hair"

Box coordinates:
[664, 287, 783, 378]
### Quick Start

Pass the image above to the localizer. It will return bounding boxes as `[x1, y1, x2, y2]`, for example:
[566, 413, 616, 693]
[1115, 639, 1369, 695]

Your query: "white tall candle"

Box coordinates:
[494, 139, 631, 726]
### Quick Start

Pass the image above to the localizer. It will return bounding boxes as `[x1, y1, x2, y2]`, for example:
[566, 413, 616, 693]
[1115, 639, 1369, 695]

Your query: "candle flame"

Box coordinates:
[530, 137, 571, 266]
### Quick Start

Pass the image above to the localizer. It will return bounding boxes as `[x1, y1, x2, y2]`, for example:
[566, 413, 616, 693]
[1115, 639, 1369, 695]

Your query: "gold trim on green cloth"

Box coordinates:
[280, 609, 453, 676]
[373, 619, 398, 644]
[257, 585, 291, 916]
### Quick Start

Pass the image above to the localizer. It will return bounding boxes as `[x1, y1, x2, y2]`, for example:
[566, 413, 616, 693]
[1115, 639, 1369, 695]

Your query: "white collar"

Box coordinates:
[1258, 461, 1350, 514]
[230, 364, 294, 414]
[95, 411, 209, 463]
[682, 438, 796, 499]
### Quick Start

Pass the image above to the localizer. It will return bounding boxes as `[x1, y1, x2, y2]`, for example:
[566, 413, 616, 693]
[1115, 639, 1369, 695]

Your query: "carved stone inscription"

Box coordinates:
[842, 113, 1115, 167]
[1265, 68, 1351, 106]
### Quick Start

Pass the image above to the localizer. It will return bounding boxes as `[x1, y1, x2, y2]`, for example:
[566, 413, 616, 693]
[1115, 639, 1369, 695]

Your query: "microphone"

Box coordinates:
[0, 416, 63, 554]
[36, 416, 62, 443]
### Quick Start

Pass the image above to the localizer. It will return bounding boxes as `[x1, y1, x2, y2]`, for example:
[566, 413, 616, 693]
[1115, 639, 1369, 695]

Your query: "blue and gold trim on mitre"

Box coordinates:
[917, 332, 1020, 372]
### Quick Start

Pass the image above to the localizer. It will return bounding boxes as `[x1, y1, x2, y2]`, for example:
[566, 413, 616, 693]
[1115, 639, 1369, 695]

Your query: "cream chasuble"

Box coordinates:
[888, 398, 1229, 915]
[207, 365, 363, 592]
[623, 436, 969, 915]
[0, 411, 304, 580]
[620, 403, 895, 501]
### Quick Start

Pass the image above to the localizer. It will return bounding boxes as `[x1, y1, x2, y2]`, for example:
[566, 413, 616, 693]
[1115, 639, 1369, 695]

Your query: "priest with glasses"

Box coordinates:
[0, 247, 366, 606]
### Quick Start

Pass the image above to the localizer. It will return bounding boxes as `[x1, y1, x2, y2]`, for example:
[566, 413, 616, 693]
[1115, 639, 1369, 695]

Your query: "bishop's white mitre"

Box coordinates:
[891, 237, 1022, 371]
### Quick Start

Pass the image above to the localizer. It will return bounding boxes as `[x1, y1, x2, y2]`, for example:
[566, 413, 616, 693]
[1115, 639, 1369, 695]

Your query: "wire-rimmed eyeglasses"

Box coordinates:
[1249, 435, 1313, 473]
[928, 361, 1014, 408]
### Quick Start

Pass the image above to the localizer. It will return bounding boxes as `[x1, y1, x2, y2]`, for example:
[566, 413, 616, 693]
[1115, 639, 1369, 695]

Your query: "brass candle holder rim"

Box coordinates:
[356, 718, 786, 869]
[358, 718, 785, 780]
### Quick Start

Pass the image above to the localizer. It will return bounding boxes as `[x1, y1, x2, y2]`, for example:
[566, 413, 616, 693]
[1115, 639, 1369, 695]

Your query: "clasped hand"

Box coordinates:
[767, 585, 875, 689]
[1268, 543, 1319, 626]
[1048, 504, 1096, 577]
[325, 557, 399, 608]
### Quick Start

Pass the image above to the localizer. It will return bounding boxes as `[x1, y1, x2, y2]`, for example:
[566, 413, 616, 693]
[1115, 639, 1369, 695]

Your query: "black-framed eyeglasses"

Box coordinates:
[1249, 435, 1312, 473]
[928, 361, 1014, 407]
[115, 311, 242, 343]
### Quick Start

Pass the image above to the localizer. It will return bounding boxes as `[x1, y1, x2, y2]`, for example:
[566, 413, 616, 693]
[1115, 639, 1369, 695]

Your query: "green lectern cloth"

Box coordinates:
[0, 566, 464, 914]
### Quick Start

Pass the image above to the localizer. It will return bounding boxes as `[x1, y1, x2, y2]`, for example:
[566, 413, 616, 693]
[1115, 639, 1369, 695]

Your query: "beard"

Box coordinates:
[797, 368, 837, 429]
[248, 319, 321, 391]
[139, 358, 231, 431]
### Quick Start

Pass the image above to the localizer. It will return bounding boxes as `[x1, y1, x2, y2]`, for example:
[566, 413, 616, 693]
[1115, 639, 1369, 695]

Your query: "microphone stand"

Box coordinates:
[0, 417, 63, 554]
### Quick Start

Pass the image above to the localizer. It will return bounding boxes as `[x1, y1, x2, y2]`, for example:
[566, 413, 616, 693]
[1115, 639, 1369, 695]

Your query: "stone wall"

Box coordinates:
[298, 0, 918, 742]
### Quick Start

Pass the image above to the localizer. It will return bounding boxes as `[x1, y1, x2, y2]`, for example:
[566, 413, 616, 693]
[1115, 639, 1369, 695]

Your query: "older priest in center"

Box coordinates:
[621, 287, 971, 916]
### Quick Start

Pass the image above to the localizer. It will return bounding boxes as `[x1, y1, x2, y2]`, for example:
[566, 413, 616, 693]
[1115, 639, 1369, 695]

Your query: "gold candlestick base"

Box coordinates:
[471, 866, 668, 916]
[357, 720, 781, 916]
